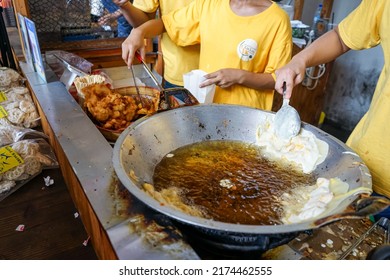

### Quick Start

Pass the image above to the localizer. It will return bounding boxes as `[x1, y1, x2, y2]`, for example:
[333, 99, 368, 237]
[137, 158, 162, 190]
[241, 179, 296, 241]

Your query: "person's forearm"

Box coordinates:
[240, 71, 275, 90]
[119, 1, 155, 27]
[136, 18, 166, 39]
[294, 28, 350, 68]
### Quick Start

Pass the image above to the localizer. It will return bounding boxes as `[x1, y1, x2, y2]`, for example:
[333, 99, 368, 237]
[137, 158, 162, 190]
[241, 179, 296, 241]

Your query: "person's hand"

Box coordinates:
[121, 28, 146, 67]
[113, 0, 130, 7]
[98, 14, 114, 26]
[199, 69, 242, 89]
[98, 10, 121, 26]
[274, 59, 306, 99]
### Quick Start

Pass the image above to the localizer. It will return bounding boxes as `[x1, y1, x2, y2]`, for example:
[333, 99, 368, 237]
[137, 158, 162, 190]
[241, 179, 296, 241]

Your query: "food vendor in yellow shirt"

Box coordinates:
[121, 0, 292, 110]
[113, 0, 200, 88]
[275, 0, 390, 219]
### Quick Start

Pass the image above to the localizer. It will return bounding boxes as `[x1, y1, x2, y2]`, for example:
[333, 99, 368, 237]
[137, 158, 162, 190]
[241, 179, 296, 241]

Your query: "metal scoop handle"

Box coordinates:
[282, 82, 290, 106]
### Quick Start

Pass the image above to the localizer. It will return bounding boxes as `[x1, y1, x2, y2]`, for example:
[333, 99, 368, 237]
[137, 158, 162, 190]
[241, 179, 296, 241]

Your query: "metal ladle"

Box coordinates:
[274, 82, 301, 139]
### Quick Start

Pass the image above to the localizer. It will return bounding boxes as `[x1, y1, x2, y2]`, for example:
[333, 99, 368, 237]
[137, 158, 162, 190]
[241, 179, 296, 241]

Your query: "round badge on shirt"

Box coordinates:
[237, 39, 258, 61]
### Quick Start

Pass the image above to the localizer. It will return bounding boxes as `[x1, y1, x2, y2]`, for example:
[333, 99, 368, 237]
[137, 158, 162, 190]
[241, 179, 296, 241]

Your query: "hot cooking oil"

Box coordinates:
[153, 140, 315, 225]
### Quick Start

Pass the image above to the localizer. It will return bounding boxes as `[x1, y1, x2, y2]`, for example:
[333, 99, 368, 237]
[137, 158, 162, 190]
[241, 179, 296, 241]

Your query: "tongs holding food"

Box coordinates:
[129, 64, 145, 108]
[134, 52, 199, 109]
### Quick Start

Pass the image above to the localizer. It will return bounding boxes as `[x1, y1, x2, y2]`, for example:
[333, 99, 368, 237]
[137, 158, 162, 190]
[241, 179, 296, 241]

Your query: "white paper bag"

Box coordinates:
[183, 70, 216, 103]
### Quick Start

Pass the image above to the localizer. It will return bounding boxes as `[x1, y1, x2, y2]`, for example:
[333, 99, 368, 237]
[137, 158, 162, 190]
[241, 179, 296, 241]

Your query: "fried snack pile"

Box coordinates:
[82, 84, 138, 131]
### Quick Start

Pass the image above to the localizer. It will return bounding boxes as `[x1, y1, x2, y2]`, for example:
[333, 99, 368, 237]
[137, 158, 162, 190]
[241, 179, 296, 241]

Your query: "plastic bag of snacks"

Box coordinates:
[0, 67, 24, 90]
[0, 138, 59, 201]
[1, 86, 33, 103]
[0, 87, 40, 128]
[0, 121, 48, 146]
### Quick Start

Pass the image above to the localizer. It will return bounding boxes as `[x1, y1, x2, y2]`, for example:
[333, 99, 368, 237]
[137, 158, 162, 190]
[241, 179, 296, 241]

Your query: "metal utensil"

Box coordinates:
[338, 217, 386, 260]
[274, 82, 301, 139]
[312, 196, 390, 228]
[134, 52, 199, 109]
[129, 65, 145, 108]
[365, 217, 390, 260]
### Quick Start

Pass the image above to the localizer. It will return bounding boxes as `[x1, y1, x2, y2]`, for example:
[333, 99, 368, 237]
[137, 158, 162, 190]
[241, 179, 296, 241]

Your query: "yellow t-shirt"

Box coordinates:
[162, 0, 292, 110]
[133, 0, 200, 86]
[339, 0, 390, 197]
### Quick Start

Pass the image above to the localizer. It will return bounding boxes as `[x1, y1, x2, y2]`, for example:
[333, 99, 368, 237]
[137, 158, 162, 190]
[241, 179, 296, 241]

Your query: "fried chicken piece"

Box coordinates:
[82, 84, 138, 130]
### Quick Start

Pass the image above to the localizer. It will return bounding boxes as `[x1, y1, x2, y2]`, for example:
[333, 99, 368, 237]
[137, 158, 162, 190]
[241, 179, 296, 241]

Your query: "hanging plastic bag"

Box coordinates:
[0, 138, 59, 201]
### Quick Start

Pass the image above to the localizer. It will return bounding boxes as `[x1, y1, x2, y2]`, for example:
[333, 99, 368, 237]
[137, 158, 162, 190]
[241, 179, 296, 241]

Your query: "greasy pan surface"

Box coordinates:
[113, 104, 371, 234]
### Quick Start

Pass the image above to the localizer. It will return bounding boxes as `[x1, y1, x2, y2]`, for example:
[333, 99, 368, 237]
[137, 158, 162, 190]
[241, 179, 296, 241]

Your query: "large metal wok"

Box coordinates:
[113, 104, 373, 255]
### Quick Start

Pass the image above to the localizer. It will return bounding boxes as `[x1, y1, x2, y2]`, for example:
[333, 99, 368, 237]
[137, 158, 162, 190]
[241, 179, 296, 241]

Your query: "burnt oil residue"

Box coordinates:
[154, 134, 161, 144]
[198, 122, 206, 130]
[324, 61, 380, 131]
[110, 175, 154, 219]
[109, 180, 190, 250]
[127, 144, 136, 156]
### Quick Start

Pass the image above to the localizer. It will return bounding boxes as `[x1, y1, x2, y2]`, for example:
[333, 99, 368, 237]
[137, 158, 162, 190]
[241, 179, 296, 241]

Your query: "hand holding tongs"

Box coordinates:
[134, 51, 199, 109]
[134, 52, 164, 92]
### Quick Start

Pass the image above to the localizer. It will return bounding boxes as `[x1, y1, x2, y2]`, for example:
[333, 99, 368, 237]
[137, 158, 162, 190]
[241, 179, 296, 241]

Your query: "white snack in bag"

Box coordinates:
[0, 67, 23, 90]
[0, 139, 59, 201]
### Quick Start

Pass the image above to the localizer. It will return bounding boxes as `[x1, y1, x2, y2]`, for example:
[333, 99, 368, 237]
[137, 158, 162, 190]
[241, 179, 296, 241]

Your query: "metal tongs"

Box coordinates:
[134, 52, 199, 109]
[129, 65, 145, 108]
[338, 217, 390, 260]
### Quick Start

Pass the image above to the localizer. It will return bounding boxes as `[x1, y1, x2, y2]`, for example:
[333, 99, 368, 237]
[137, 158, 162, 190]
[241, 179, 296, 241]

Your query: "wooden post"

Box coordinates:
[11, 0, 29, 16]
[293, 0, 333, 21]
[293, 0, 304, 20]
[321, 0, 334, 19]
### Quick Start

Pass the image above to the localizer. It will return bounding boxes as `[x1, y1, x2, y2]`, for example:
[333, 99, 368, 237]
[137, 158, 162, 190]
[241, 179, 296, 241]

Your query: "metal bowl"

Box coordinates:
[113, 104, 371, 245]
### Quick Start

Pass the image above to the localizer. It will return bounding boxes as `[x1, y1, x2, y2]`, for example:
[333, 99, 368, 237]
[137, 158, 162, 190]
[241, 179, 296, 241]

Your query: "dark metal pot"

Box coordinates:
[112, 104, 372, 255]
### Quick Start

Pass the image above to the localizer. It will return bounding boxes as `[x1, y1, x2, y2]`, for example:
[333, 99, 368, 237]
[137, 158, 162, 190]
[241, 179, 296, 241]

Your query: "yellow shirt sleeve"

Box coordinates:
[338, 0, 381, 50]
[133, 0, 200, 86]
[162, 1, 201, 47]
[132, 0, 159, 13]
